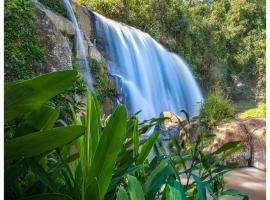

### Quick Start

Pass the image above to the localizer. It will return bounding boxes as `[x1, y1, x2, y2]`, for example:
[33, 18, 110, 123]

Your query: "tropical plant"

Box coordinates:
[5, 71, 248, 200]
[4, 70, 86, 199]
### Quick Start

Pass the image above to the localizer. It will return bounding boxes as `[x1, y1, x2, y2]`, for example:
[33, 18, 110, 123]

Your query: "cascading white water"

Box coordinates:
[63, 0, 93, 90]
[94, 13, 203, 120]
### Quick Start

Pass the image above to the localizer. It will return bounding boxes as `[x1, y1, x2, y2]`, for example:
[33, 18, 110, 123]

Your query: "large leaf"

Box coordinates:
[88, 105, 127, 199]
[116, 186, 129, 200]
[5, 70, 78, 122]
[25, 105, 60, 131]
[84, 92, 100, 166]
[127, 175, 145, 200]
[13, 105, 60, 138]
[5, 125, 85, 163]
[144, 158, 173, 199]
[166, 179, 187, 200]
[137, 131, 161, 163]
[191, 174, 206, 200]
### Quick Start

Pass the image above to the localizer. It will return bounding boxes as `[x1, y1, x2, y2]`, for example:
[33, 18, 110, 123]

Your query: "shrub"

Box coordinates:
[199, 94, 234, 129]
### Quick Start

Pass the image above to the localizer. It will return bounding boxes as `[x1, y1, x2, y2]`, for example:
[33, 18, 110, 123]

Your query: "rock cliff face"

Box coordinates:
[32, 0, 74, 72]
[31, 0, 114, 114]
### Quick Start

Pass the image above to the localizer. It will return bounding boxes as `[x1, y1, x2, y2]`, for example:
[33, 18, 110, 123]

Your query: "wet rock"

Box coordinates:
[31, 0, 74, 72]
[158, 112, 181, 140]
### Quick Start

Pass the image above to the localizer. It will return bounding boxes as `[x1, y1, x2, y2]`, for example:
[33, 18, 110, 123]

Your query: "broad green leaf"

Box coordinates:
[87, 92, 100, 164]
[191, 174, 206, 200]
[166, 179, 187, 200]
[144, 158, 173, 199]
[89, 105, 127, 200]
[25, 105, 60, 131]
[5, 125, 85, 163]
[18, 193, 73, 200]
[137, 131, 161, 163]
[13, 105, 60, 138]
[166, 184, 182, 200]
[85, 178, 100, 200]
[116, 186, 129, 200]
[127, 175, 145, 200]
[5, 70, 78, 122]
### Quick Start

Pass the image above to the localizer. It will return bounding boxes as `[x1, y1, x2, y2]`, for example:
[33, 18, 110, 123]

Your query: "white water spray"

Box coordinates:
[94, 13, 203, 120]
[63, 0, 93, 90]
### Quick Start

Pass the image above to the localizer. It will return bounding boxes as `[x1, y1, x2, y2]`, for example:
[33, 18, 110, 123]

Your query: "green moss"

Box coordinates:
[39, 0, 68, 18]
[89, 58, 116, 103]
[4, 0, 46, 81]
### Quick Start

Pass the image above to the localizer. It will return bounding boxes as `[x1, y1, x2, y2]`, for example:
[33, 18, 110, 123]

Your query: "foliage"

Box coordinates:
[4, 70, 86, 199]
[78, 0, 266, 101]
[4, 0, 46, 81]
[4, 70, 248, 199]
[89, 58, 116, 103]
[39, 0, 68, 18]
[238, 102, 266, 119]
[199, 94, 234, 129]
[50, 77, 88, 123]
[5, 70, 79, 122]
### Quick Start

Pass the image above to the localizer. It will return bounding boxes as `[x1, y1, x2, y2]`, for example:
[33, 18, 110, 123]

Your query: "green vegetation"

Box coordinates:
[5, 71, 248, 200]
[4, 0, 265, 199]
[4, 0, 46, 81]
[238, 102, 266, 119]
[89, 58, 116, 103]
[79, 0, 266, 102]
[199, 94, 234, 129]
[39, 0, 68, 18]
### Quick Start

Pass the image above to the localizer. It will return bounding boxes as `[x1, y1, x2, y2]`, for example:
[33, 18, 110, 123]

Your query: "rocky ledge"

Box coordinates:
[158, 112, 266, 171]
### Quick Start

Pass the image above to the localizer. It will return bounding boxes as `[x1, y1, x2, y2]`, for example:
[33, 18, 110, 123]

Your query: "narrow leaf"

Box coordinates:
[137, 131, 161, 163]
[89, 105, 127, 200]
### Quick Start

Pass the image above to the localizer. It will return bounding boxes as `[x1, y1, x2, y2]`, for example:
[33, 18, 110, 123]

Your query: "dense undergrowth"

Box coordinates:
[4, 0, 46, 81]
[4, 70, 249, 200]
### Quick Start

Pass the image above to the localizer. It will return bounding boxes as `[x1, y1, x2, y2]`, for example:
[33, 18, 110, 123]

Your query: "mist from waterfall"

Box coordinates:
[94, 13, 203, 120]
[63, 0, 93, 90]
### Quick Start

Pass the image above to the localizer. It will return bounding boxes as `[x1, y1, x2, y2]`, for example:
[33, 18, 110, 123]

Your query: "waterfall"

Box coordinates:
[93, 13, 203, 120]
[94, 13, 203, 120]
[63, 0, 93, 90]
